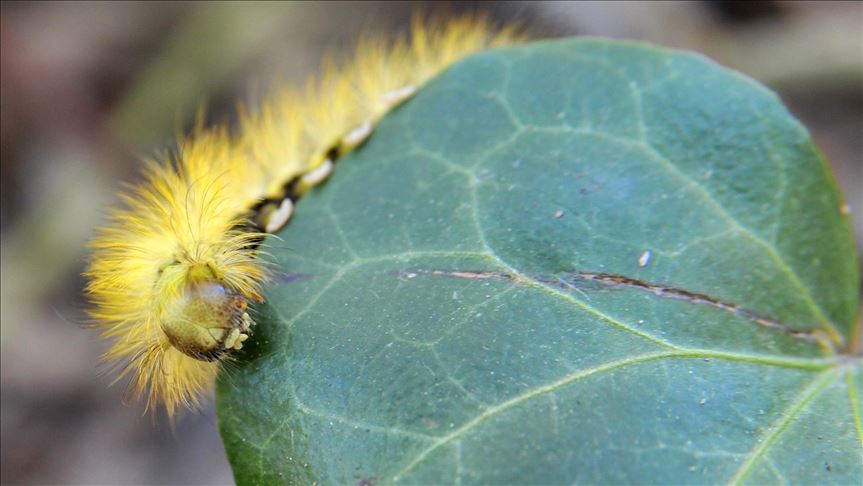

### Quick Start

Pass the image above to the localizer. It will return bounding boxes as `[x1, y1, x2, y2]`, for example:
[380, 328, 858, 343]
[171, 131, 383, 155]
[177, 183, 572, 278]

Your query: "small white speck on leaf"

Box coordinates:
[638, 250, 652, 267]
[554, 209, 564, 219]
[406, 272, 417, 279]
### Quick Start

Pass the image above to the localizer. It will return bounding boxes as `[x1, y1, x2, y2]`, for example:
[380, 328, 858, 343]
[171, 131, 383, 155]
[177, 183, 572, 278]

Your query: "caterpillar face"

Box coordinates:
[160, 281, 254, 362]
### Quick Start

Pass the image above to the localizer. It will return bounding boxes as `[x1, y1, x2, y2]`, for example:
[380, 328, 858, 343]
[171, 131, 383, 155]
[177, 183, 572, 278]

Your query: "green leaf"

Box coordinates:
[218, 38, 861, 485]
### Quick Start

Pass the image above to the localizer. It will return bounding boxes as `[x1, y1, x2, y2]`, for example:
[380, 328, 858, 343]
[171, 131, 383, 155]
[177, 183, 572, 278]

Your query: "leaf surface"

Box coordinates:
[218, 38, 861, 485]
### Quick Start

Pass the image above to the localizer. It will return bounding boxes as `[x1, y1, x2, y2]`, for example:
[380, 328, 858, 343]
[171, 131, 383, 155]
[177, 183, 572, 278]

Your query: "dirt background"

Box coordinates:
[1, 2, 860, 485]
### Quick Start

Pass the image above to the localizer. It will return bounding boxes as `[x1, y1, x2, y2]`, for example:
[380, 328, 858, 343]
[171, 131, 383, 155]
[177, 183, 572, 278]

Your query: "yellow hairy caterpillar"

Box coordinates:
[86, 15, 520, 416]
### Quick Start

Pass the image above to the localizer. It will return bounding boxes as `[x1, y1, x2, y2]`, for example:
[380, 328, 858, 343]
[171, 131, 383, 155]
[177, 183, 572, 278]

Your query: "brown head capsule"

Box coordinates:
[159, 281, 254, 361]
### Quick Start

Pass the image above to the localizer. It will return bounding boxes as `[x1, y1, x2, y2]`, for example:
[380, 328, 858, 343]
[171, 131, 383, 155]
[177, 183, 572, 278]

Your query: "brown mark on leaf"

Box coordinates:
[399, 266, 838, 349]
[571, 271, 836, 348]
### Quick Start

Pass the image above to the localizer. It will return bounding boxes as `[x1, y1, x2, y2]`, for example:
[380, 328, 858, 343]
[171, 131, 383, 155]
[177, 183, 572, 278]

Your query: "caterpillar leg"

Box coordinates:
[259, 198, 295, 233]
[223, 328, 249, 351]
[241, 311, 255, 331]
[381, 84, 417, 109]
[341, 120, 374, 149]
[253, 154, 337, 236]
[300, 158, 335, 187]
[298, 119, 374, 194]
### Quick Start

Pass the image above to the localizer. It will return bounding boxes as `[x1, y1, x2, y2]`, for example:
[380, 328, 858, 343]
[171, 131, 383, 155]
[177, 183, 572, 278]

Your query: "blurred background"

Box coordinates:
[1, 1, 860, 484]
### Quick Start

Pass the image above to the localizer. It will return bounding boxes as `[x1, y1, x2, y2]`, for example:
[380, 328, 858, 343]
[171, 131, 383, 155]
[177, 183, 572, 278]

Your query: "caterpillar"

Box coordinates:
[86, 15, 521, 416]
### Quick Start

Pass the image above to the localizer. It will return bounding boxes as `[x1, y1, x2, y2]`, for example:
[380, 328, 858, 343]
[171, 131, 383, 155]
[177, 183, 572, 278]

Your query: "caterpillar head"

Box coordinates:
[160, 280, 255, 361]
[154, 254, 264, 363]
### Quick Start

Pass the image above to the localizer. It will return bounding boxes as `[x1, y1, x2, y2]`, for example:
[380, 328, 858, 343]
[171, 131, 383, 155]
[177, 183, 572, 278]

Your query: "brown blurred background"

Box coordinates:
[1, 2, 860, 485]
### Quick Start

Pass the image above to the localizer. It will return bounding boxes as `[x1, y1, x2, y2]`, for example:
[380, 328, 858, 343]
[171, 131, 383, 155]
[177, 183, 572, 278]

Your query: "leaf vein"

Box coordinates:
[728, 368, 841, 485]
[392, 351, 678, 481]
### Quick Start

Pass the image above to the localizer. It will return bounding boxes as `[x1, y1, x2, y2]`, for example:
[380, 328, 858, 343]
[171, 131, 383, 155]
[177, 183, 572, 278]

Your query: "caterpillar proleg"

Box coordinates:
[86, 15, 521, 416]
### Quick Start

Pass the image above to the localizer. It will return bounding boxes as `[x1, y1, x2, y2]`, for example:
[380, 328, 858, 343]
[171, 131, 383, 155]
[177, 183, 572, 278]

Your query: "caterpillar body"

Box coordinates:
[86, 16, 521, 416]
